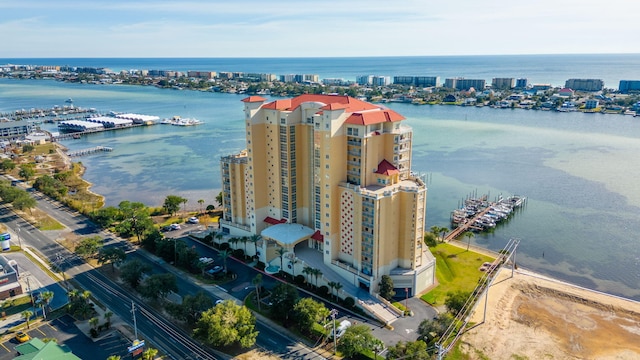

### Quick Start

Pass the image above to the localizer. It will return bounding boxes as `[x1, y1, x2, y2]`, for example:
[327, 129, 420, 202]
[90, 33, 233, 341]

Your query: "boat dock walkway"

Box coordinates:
[53, 123, 147, 140]
[67, 146, 113, 157]
[445, 208, 488, 241]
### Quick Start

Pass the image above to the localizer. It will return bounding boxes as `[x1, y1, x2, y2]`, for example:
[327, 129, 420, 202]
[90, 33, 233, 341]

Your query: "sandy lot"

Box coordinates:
[460, 268, 640, 360]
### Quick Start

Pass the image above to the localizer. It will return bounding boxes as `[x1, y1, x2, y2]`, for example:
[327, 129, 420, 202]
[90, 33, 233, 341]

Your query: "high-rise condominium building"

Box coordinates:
[220, 94, 435, 296]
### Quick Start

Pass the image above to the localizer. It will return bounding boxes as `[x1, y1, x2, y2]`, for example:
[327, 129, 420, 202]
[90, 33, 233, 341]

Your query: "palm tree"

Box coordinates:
[107, 356, 122, 360]
[311, 268, 323, 288]
[252, 274, 263, 311]
[430, 225, 441, 236]
[81, 290, 92, 303]
[327, 281, 337, 300]
[103, 311, 113, 328]
[464, 231, 475, 251]
[241, 236, 249, 254]
[334, 282, 343, 300]
[215, 232, 224, 246]
[182, 198, 188, 216]
[229, 237, 240, 250]
[68, 289, 79, 302]
[440, 226, 449, 242]
[276, 247, 287, 274]
[142, 347, 158, 360]
[197, 199, 204, 214]
[248, 234, 262, 259]
[302, 266, 313, 285]
[219, 249, 232, 274]
[40, 290, 54, 312]
[21, 310, 33, 329]
[89, 317, 99, 330]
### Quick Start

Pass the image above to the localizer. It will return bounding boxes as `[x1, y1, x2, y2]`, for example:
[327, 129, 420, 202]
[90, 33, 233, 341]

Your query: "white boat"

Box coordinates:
[160, 116, 203, 126]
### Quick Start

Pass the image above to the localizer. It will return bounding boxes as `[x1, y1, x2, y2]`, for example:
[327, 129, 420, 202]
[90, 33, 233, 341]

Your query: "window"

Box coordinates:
[281, 118, 286, 124]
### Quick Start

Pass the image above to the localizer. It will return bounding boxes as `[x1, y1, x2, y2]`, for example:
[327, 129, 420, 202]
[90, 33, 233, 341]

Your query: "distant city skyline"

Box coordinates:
[2, 0, 638, 58]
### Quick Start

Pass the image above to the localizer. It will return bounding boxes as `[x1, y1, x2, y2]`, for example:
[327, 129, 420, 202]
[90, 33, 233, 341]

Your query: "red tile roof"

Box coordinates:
[311, 230, 324, 242]
[264, 216, 287, 225]
[259, 94, 405, 125]
[345, 109, 405, 125]
[241, 96, 268, 103]
[375, 159, 400, 175]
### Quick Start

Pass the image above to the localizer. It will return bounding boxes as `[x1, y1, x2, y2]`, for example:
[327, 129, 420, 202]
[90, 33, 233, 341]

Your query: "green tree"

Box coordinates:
[172, 292, 213, 325]
[387, 340, 430, 360]
[439, 226, 449, 241]
[216, 191, 223, 206]
[269, 282, 299, 321]
[302, 266, 313, 285]
[424, 232, 438, 247]
[310, 268, 322, 288]
[163, 195, 185, 216]
[464, 231, 475, 251]
[90, 206, 120, 228]
[117, 201, 153, 242]
[142, 347, 158, 360]
[22, 310, 33, 329]
[97, 247, 127, 272]
[193, 301, 258, 348]
[248, 234, 261, 258]
[22, 144, 35, 153]
[379, 275, 395, 301]
[293, 298, 330, 332]
[139, 273, 178, 300]
[12, 192, 36, 214]
[445, 290, 470, 316]
[40, 290, 54, 314]
[197, 199, 204, 214]
[18, 164, 35, 181]
[418, 313, 454, 345]
[89, 317, 99, 330]
[252, 274, 263, 311]
[75, 236, 103, 259]
[103, 311, 113, 327]
[119, 259, 152, 289]
[337, 324, 380, 358]
[106, 356, 121, 360]
[0, 159, 15, 172]
[219, 249, 232, 274]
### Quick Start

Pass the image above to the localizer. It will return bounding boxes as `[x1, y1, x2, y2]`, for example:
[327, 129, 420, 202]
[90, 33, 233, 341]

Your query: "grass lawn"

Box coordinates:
[421, 243, 494, 306]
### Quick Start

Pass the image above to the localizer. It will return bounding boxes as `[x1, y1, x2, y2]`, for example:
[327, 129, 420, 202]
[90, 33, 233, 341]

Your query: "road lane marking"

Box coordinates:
[36, 328, 46, 336]
[47, 323, 57, 331]
[0, 343, 10, 352]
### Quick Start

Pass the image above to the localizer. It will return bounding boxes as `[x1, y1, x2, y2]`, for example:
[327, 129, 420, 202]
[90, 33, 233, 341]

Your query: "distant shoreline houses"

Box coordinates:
[1, 64, 639, 119]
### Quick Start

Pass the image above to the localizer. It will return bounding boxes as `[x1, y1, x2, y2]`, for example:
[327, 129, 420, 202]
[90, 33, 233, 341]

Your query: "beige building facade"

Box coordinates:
[220, 94, 435, 296]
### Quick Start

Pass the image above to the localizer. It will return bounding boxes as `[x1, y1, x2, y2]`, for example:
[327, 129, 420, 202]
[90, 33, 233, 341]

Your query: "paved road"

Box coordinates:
[3, 189, 330, 359]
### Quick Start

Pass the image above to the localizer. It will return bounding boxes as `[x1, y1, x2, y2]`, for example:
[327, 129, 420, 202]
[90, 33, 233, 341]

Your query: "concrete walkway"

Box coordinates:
[293, 246, 400, 324]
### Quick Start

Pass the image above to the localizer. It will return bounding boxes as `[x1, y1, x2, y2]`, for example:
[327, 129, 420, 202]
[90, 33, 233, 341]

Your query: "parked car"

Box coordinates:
[170, 223, 181, 230]
[207, 266, 223, 275]
[330, 320, 352, 339]
[15, 331, 30, 343]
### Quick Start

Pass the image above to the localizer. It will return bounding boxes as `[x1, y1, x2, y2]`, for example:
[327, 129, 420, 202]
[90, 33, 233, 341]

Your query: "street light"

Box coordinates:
[16, 226, 22, 250]
[330, 309, 338, 355]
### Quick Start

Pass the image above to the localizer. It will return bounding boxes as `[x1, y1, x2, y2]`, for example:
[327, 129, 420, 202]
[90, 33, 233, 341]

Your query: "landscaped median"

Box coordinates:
[421, 243, 495, 308]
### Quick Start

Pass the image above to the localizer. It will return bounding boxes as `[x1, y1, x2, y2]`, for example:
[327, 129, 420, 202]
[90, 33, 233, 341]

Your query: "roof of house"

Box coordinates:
[375, 159, 400, 175]
[241, 96, 268, 103]
[15, 338, 80, 360]
[258, 94, 405, 125]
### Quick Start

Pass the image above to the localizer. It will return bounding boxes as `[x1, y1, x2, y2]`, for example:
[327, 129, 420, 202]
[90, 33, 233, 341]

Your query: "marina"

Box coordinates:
[446, 194, 527, 241]
[66, 146, 113, 157]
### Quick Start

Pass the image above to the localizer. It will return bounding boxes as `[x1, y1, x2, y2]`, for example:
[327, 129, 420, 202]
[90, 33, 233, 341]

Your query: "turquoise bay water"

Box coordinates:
[2, 78, 640, 301]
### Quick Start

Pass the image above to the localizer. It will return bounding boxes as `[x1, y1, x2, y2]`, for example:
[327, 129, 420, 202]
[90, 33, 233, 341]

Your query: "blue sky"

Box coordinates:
[2, 0, 638, 57]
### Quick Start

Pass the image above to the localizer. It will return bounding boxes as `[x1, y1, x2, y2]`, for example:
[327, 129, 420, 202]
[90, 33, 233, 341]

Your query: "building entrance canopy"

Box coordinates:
[261, 223, 315, 246]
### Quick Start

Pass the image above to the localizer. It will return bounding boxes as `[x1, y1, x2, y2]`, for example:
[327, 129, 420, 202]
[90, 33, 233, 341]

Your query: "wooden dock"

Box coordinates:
[67, 146, 113, 157]
[445, 207, 490, 241]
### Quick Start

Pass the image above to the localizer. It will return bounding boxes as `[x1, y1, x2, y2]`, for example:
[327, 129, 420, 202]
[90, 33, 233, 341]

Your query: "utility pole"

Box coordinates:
[330, 309, 338, 355]
[131, 301, 138, 340]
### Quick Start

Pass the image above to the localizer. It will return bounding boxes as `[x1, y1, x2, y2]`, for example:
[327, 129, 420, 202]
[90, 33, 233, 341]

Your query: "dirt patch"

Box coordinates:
[460, 269, 640, 359]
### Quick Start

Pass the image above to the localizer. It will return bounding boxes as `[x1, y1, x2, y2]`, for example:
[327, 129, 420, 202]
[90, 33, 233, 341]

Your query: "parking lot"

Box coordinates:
[0, 315, 130, 360]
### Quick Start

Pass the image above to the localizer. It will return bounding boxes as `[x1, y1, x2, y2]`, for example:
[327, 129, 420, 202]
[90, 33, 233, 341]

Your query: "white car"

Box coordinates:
[188, 217, 199, 224]
[170, 223, 181, 230]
